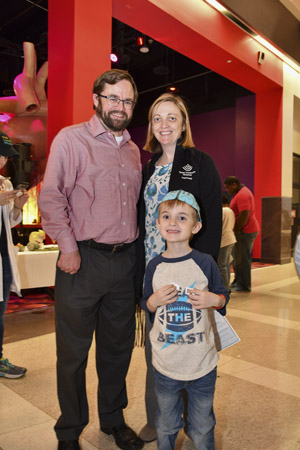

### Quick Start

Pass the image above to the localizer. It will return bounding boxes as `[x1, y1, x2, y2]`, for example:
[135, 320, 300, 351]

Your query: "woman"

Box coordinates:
[137, 93, 223, 442]
[0, 131, 29, 378]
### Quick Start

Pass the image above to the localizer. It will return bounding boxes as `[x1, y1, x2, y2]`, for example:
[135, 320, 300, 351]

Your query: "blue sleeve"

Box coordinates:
[141, 261, 156, 311]
[193, 251, 230, 316]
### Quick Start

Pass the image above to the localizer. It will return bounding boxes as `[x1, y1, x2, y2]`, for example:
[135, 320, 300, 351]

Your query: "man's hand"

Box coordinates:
[235, 210, 249, 233]
[57, 250, 81, 275]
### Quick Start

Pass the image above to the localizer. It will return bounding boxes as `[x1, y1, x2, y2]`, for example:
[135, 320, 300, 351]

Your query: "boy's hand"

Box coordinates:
[188, 288, 223, 310]
[147, 284, 178, 312]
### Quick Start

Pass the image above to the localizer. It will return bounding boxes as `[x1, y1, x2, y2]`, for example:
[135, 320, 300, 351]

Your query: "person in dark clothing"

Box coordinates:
[0, 131, 29, 379]
[224, 176, 259, 292]
[136, 93, 222, 443]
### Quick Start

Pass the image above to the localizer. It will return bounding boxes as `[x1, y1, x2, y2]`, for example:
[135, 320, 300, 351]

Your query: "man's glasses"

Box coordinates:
[98, 94, 135, 110]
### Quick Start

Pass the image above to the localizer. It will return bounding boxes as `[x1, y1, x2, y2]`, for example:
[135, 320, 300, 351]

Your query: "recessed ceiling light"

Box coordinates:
[110, 53, 118, 63]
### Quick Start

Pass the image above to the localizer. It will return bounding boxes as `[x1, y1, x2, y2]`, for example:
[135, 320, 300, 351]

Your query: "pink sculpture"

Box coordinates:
[0, 42, 48, 182]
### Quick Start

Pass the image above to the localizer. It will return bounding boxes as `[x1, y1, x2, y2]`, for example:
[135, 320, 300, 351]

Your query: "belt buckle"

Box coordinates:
[112, 243, 123, 253]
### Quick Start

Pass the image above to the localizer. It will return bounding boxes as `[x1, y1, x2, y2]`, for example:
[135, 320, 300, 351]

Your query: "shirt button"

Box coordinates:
[123, 201, 127, 206]
[121, 163, 125, 168]
[122, 221, 126, 226]
[122, 182, 126, 187]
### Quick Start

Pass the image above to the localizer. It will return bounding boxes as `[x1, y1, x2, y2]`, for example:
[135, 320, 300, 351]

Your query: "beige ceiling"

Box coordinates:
[280, 0, 300, 21]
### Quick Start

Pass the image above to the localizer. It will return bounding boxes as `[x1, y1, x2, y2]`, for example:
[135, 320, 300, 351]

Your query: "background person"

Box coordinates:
[217, 193, 236, 291]
[38, 69, 143, 450]
[224, 176, 259, 292]
[294, 233, 300, 278]
[0, 131, 28, 379]
[137, 93, 222, 442]
[141, 190, 229, 450]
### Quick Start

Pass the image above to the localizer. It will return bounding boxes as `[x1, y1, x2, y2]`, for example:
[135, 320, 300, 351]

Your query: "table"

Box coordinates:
[17, 246, 59, 289]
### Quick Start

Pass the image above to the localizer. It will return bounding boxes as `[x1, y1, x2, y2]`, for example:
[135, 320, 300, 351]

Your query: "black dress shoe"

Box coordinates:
[58, 440, 80, 450]
[101, 423, 144, 450]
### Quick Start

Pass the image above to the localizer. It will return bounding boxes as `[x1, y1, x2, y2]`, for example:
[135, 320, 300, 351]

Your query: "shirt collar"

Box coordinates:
[89, 114, 132, 143]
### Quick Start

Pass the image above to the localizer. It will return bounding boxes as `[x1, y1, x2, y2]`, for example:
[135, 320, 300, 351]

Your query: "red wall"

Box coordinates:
[47, 0, 285, 258]
[48, 0, 112, 148]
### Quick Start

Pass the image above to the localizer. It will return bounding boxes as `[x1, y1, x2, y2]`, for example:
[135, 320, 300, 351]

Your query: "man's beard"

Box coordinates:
[96, 103, 131, 132]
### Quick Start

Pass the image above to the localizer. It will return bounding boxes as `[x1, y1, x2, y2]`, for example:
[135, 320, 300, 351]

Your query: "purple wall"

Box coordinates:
[190, 107, 236, 187]
[234, 96, 256, 192]
[129, 95, 255, 191]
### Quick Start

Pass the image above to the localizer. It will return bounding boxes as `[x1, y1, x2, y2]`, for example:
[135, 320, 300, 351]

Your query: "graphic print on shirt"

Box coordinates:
[178, 164, 196, 180]
[157, 281, 202, 349]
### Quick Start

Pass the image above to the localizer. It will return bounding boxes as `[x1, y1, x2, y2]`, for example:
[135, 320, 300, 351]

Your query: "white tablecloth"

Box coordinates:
[17, 247, 59, 289]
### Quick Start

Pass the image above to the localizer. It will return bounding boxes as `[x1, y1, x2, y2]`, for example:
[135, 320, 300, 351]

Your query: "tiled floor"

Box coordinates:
[1, 262, 300, 450]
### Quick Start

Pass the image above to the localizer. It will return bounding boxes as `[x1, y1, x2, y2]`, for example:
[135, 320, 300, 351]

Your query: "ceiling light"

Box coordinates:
[139, 45, 150, 53]
[136, 36, 144, 47]
[110, 53, 118, 63]
[255, 35, 300, 72]
[204, 0, 227, 13]
[136, 36, 150, 53]
[167, 86, 179, 93]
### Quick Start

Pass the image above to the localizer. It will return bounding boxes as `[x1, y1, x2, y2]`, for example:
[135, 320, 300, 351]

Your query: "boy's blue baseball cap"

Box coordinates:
[156, 190, 201, 221]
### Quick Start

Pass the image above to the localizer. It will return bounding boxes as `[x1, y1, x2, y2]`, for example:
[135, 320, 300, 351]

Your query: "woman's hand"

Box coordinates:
[147, 284, 178, 312]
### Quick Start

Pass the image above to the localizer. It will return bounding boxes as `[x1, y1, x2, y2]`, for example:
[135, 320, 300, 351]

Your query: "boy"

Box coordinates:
[217, 193, 236, 291]
[141, 190, 229, 450]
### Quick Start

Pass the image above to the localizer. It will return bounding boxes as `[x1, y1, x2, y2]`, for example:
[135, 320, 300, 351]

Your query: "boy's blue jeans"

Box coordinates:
[154, 367, 217, 450]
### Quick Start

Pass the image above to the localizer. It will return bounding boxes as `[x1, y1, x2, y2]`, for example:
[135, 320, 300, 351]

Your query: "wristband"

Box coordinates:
[213, 294, 226, 309]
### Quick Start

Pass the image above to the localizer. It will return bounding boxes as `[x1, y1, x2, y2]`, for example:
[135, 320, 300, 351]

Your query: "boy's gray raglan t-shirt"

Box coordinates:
[142, 249, 229, 381]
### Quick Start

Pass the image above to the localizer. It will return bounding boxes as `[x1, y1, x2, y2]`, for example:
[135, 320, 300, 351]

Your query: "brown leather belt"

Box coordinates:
[79, 239, 132, 253]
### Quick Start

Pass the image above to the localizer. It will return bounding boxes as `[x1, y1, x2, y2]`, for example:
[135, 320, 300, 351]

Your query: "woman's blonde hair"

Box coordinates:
[143, 93, 195, 153]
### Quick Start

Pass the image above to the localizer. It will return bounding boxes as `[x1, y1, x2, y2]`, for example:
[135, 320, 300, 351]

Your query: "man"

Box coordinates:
[224, 176, 259, 292]
[217, 193, 236, 291]
[38, 69, 143, 450]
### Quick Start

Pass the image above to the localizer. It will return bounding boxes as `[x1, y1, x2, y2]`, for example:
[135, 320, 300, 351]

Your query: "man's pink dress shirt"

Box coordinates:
[38, 115, 142, 254]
